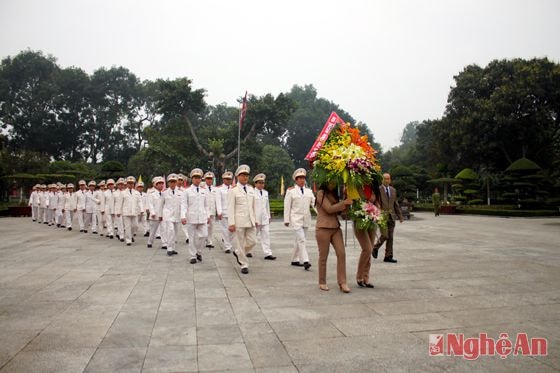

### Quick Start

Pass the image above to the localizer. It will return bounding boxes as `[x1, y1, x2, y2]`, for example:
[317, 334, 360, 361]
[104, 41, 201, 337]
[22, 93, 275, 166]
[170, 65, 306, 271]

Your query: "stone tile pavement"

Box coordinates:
[0, 213, 559, 372]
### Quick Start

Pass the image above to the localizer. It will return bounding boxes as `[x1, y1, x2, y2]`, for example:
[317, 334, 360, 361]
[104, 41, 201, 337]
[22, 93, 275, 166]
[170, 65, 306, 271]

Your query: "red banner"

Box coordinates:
[304, 111, 345, 161]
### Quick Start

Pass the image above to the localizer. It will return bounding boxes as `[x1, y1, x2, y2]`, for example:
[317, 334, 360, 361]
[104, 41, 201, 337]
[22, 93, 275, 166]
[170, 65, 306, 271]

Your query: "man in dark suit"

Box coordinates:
[372, 173, 403, 263]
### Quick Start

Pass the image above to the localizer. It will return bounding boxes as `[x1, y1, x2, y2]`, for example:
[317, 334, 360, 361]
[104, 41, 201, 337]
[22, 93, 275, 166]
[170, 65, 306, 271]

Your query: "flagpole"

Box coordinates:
[237, 114, 241, 169]
[237, 91, 247, 169]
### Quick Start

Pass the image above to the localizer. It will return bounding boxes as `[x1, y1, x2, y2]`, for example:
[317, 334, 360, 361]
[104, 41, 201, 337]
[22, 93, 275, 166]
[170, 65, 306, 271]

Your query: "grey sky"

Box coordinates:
[1, 0, 559, 150]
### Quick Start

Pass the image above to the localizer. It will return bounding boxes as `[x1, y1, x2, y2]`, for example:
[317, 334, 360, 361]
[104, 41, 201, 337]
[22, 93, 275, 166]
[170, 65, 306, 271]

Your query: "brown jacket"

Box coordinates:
[379, 185, 403, 221]
[315, 190, 348, 229]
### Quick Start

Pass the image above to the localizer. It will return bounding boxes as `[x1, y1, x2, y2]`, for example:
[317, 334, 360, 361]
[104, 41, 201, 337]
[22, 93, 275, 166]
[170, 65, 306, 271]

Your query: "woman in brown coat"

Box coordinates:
[315, 183, 353, 292]
[354, 183, 381, 288]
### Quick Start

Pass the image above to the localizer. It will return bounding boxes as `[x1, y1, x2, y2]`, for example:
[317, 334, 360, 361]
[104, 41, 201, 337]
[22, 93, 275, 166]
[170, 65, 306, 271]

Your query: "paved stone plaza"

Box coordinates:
[0, 213, 559, 372]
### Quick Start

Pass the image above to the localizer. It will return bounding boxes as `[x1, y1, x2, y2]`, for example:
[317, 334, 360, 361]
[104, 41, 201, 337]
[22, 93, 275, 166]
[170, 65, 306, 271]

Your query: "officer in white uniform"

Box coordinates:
[38, 184, 48, 224]
[85, 180, 99, 234]
[202, 171, 222, 248]
[114, 178, 126, 241]
[217, 171, 234, 253]
[147, 176, 165, 249]
[181, 168, 210, 264]
[96, 181, 106, 235]
[76, 180, 87, 232]
[48, 184, 58, 226]
[253, 173, 276, 260]
[137, 181, 150, 237]
[29, 185, 40, 222]
[228, 164, 257, 274]
[103, 179, 116, 239]
[56, 184, 66, 228]
[161, 173, 182, 256]
[122, 176, 142, 246]
[284, 168, 315, 270]
[177, 174, 190, 244]
[64, 183, 77, 231]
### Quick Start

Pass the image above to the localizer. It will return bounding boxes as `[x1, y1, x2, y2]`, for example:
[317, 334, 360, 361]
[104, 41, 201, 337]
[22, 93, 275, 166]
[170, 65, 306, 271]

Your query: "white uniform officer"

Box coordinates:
[147, 176, 165, 249]
[137, 181, 150, 237]
[64, 183, 77, 231]
[181, 168, 210, 264]
[102, 179, 116, 239]
[29, 185, 40, 222]
[122, 176, 142, 246]
[38, 184, 48, 224]
[177, 174, 190, 244]
[253, 173, 276, 260]
[55, 184, 66, 227]
[161, 173, 182, 256]
[96, 181, 106, 235]
[114, 178, 126, 241]
[85, 180, 99, 234]
[228, 165, 257, 274]
[76, 180, 87, 232]
[47, 184, 58, 226]
[284, 168, 315, 270]
[217, 171, 234, 253]
[202, 171, 222, 248]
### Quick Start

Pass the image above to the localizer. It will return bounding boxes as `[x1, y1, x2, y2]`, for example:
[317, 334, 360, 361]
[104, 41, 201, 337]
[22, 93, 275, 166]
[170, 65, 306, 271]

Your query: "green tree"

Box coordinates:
[257, 145, 295, 198]
[0, 50, 60, 155]
[284, 84, 381, 168]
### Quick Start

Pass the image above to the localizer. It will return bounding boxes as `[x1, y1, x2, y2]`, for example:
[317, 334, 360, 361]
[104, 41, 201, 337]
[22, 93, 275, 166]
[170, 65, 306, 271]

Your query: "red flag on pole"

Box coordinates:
[239, 91, 248, 129]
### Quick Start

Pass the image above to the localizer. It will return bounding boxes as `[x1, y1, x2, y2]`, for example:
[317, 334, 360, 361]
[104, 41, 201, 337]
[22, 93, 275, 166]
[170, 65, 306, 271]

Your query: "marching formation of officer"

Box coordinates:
[27, 166, 319, 277]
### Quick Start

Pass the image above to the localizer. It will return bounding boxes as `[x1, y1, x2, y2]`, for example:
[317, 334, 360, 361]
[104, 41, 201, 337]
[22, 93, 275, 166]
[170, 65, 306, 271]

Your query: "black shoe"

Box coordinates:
[56, 224, 60, 228]
[246, 253, 253, 258]
[100, 233, 104, 236]
[241, 268, 249, 274]
[224, 249, 231, 254]
[126, 243, 131, 246]
[264, 255, 276, 260]
[291, 262, 304, 267]
[196, 254, 202, 262]
[83, 230, 87, 234]
[365, 283, 374, 288]
[205, 244, 213, 248]
[190, 258, 197, 264]
[185, 239, 189, 244]
[171, 250, 178, 255]
[161, 246, 167, 250]
[372, 248, 378, 259]
[233, 251, 242, 266]
[357, 281, 365, 288]
[144, 232, 149, 237]
[303, 262, 311, 270]
[131, 237, 135, 242]
[167, 251, 174, 256]
[147, 244, 152, 248]
[156, 236, 161, 240]
[116, 235, 120, 240]
[109, 235, 114, 239]
[120, 239, 124, 242]
[92, 231, 98, 234]
[384, 256, 397, 263]
[79, 230, 83, 233]
[68, 227, 72, 231]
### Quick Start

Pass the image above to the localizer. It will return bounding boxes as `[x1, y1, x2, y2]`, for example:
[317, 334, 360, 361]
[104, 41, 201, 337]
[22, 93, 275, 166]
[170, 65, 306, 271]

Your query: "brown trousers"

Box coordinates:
[373, 216, 396, 258]
[316, 227, 347, 286]
[354, 223, 375, 283]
